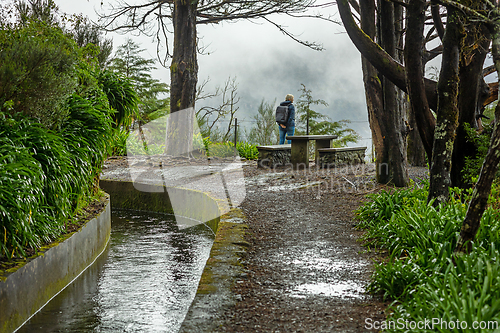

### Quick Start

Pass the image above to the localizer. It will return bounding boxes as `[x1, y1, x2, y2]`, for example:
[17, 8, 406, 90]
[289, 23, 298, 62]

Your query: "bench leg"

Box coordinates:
[315, 139, 332, 166]
[291, 140, 309, 170]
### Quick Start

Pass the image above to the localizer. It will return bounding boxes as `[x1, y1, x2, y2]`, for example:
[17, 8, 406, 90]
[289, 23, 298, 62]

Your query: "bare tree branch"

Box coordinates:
[98, 1, 337, 61]
[434, 0, 493, 24]
[262, 16, 324, 50]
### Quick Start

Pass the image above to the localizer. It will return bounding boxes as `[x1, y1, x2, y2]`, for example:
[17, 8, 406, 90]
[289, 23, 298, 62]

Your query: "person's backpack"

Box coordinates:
[275, 105, 289, 125]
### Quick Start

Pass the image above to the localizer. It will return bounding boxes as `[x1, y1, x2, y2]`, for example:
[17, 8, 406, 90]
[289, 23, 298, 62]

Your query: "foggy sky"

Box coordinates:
[54, 1, 372, 150]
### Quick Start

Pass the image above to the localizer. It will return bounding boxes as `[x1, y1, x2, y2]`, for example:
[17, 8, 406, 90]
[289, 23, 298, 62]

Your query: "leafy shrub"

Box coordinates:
[0, 14, 119, 260]
[462, 122, 500, 186]
[0, 131, 49, 258]
[0, 117, 70, 257]
[358, 186, 500, 330]
[204, 140, 259, 160]
[489, 180, 500, 210]
[62, 94, 113, 190]
[0, 20, 79, 130]
[0, 92, 112, 259]
[368, 257, 426, 301]
[356, 185, 427, 228]
[97, 70, 138, 129]
[236, 141, 259, 160]
[475, 207, 500, 248]
[388, 245, 500, 332]
[110, 129, 129, 156]
[207, 142, 236, 158]
[125, 129, 165, 156]
[192, 133, 206, 152]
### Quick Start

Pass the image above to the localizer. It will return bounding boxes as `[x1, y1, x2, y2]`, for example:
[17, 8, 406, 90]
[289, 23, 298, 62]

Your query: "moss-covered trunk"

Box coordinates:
[455, 22, 500, 253]
[451, 17, 491, 188]
[428, 8, 463, 206]
[379, 0, 408, 186]
[337, 0, 437, 160]
[167, 0, 198, 156]
[404, 0, 433, 164]
[360, 0, 386, 181]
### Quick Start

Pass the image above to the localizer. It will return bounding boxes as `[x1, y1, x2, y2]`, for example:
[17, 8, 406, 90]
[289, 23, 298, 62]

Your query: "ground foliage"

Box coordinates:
[356, 183, 500, 331]
[196, 137, 259, 160]
[0, 96, 112, 260]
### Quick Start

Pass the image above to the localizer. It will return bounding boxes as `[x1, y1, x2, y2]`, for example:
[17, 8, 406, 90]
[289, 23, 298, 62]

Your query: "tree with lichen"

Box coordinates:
[338, 0, 500, 252]
[437, 0, 500, 254]
[427, 7, 463, 207]
[337, 0, 496, 191]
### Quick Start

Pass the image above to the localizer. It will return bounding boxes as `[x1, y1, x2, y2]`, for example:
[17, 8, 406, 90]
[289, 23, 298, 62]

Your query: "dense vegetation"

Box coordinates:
[0, 0, 264, 260]
[0, 3, 137, 260]
[357, 180, 500, 331]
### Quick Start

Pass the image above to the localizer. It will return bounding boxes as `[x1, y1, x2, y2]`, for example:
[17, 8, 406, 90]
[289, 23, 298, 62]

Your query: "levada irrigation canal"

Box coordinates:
[17, 210, 215, 333]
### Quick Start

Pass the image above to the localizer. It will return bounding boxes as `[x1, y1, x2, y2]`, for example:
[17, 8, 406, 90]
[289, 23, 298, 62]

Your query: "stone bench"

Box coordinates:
[286, 135, 338, 169]
[256, 144, 291, 168]
[317, 146, 367, 168]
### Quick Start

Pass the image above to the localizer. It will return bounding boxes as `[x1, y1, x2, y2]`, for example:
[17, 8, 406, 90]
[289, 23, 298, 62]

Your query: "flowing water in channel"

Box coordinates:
[17, 210, 215, 333]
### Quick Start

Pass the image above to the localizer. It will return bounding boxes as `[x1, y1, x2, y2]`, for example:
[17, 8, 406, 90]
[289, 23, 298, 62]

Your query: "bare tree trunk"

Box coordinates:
[360, 0, 386, 182]
[379, 0, 409, 186]
[166, 0, 198, 156]
[455, 22, 500, 254]
[405, 0, 429, 167]
[407, 106, 427, 166]
[405, 0, 433, 164]
[394, 5, 418, 167]
[428, 8, 463, 206]
[451, 20, 491, 188]
[337, 0, 436, 168]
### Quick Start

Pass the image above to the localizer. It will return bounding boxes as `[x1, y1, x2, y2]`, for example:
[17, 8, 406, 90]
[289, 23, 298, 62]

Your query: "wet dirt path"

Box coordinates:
[218, 167, 387, 332]
[101, 157, 395, 331]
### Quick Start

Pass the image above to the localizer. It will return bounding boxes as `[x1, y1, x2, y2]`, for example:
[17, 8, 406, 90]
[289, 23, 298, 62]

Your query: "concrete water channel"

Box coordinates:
[1, 167, 236, 333]
[17, 210, 215, 333]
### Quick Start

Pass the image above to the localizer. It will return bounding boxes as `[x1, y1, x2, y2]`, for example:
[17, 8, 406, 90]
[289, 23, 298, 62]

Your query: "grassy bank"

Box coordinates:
[357, 183, 500, 331]
[0, 96, 112, 260]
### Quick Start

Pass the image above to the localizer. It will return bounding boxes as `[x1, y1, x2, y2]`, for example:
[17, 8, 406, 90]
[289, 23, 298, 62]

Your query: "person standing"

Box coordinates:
[278, 94, 295, 144]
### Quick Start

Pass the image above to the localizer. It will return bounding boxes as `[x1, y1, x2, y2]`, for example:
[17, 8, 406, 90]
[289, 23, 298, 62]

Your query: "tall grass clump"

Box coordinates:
[203, 139, 259, 160]
[62, 94, 112, 191]
[0, 6, 121, 261]
[357, 184, 500, 331]
[0, 131, 47, 258]
[0, 94, 112, 260]
[0, 117, 69, 258]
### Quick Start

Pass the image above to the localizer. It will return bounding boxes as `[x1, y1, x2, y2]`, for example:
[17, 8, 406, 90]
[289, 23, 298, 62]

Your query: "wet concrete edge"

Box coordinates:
[179, 208, 249, 333]
[99, 179, 247, 332]
[0, 196, 111, 333]
[99, 179, 221, 233]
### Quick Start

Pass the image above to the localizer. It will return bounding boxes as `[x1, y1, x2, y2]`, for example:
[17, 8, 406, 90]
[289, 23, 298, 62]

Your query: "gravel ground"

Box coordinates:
[216, 162, 390, 333]
[101, 156, 429, 332]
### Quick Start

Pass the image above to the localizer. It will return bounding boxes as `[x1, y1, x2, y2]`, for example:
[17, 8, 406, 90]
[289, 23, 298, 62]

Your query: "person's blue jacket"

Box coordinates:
[280, 100, 295, 128]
